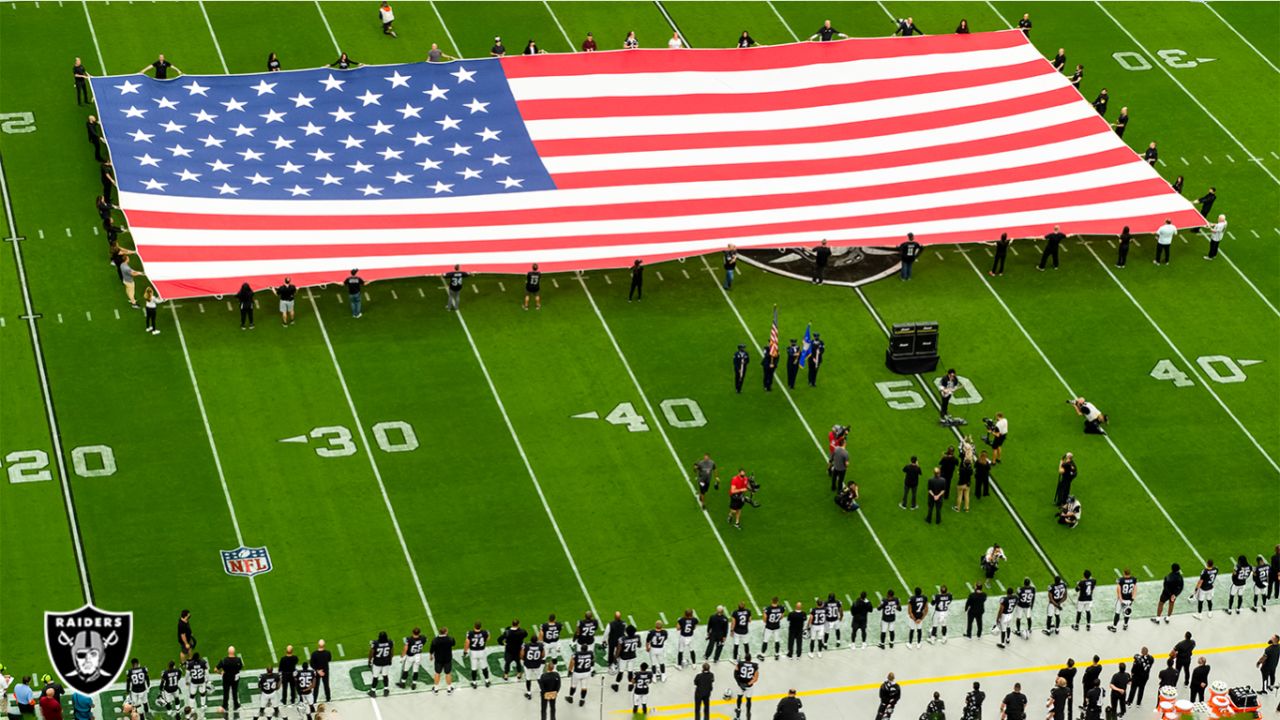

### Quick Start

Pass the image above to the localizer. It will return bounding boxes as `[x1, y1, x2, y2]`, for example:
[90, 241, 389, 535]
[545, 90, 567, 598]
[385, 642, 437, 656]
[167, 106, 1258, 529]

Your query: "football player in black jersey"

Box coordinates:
[877, 673, 901, 720]
[1253, 554, 1271, 612]
[611, 626, 640, 693]
[995, 589, 1016, 649]
[1015, 578, 1036, 639]
[929, 586, 953, 644]
[823, 593, 844, 648]
[851, 591, 873, 649]
[368, 631, 395, 697]
[521, 635, 546, 700]
[1044, 576, 1068, 635]
[255, 664, 280, 719]
[1073, 570, 1097, 631]
[399, 627, 427, 689]
[906, 588, 928, 649]
[631, 662, 655, 715]
[295, 663, 317, 714]
[430, 627, 456, 695]
[157, 661, 182, 711]
[730, 602, 752, 660]
[1228, 555, 1252, 614]
[807, 598, 828, 657]
[125, 658, 150, 716]
[568, 643, 594, 707]
[541, 614, 565, 660]
[465, 622, 491, 688]
[185, 652, 209, 711]
[523, 263, 542, 310]
[1193, 559, 1217, 618]
[761, 598, 785, 660]
[646, 621, 669, 681]
[575, 611, 599, 650]
[877, 590, 901, 649]
[1108, 569, 1138, 632]
[676, 609, 699, 668]
[731, 657, 760, 719]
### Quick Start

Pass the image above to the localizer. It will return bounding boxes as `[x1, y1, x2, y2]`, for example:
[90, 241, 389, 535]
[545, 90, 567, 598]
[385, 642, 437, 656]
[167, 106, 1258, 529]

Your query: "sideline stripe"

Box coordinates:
[1081, 245, 1279, 472]
[853, 287, 1058, 577]
[956, 252, 1205, 563]
[698, 257, 911, 594]
[577, 274, 761, 614]
[305, 289, 439, 632]
[618, 640, 1268, 713]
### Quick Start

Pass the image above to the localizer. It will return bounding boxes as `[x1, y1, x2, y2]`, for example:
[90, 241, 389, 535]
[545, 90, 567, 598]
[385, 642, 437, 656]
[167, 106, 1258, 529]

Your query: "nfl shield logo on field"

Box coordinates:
[221, 546, 273, 577]
[45, 604, 133, 695]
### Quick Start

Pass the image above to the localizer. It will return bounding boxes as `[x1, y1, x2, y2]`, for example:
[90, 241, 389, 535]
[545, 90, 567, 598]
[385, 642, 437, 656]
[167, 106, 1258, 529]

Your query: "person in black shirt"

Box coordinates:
[310, 640, 333, 702]
[1116, 226, 1132, 268]
[628, 259, 644, 301]
[500, 619, 529, 680]
[1048, 677, 1070, 720]
[256, 664, 280, 717]
[236, 282, 255, 330]
[876, 673, 901, 720]
[963, 682, 986, 720]
[1017, 14, 1032, 36]
[368, 631, 395, 697]
[272, 277, 297, 326]
[807, 333, 824, 386]
[1113, 108, 1129, 137]
[524, 263, 542, 310]
[956, 19, 970, 34]
[693, 663, 714, 720]
[1108, 663, 1130, 718]
[215, 646, 244, 713]
[705, 606, 728, 662]
[1002, 682, 1028, 720]
[344, 268, 365, 317]
[897, 233, 922, 280]
[938, 447, 958, 496]
[785, 602, 806, 658]
[1054, 453, 1077, 506]
[275, 646, 299, 706]
[733, 344, 749, 393]
[74, 57, 92, 104]
[990, 233, 1010, 276]
[1057, 659, 1077, 709]
[178, 609, 196, 662]
[785, 339, 801, 389]
[925, 467, 946, 524]
[430, 627, 455, 694]
[443, 264, 470, 311]
[1070, 65, 1084, 89]
[100, 161, 117, 202]
[538, 660, 560, 720]
[1092, 88, 1108, 115]
[1038, 225, 1066, 270]
[1081, 655, 1103, 691]
[965, 584, 987, 638]
[736, 31, 757, 48]
[1258, 635, 1278, 693]
[811, 239, 831, 284]
[1156, 659, 1178, 691]
[140, 54, 179, 79]
[267, 52, 281, 71]
[1191, 188, 1216, 233]
[491, 37, 507, 57]
[1270, 544, 1280, 600]
[1128, 648, 1153, 707]
[900, 456, 921, 509]
[761, 346, 778, 392]
[1143, 142, 1158, 167]
[1189, 658, 1210, 702]
[86, 115, 104, 161]
[851, 591, 873, 648]
[809, 20, 848, 42]
[1051, 48, 1066, 71]
[330, 52, 360, 70]
[1172, 632, 1195, 686]
[939, 370, 960, 420]
[157, 661, 182, 711]
[893, 17, 923, 36]
[776, 689, 803, 720]
[1082, 684, 1103, 720]
[1154, 563, 1183, 623]
[760, 598, 784, 659]
[604, 612, 626, 671]
[1171, 175, 1184, 195]
[524, 39, 546, 55]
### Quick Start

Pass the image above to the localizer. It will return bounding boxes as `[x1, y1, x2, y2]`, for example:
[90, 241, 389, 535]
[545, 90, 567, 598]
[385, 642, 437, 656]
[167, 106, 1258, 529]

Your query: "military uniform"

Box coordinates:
[808, 334, 824, 386]
[761, 348, 778, 391]
[733, 345, 749, 393]
[785, 340, 800, 389]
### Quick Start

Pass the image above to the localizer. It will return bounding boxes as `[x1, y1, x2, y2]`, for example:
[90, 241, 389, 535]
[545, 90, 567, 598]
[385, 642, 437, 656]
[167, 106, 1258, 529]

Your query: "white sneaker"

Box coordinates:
[1207, 611, 1213, 618]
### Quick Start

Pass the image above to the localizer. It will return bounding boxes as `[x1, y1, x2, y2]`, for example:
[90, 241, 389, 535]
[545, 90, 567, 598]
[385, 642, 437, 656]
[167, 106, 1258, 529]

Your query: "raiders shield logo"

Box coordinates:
[45, 605, 133, 695]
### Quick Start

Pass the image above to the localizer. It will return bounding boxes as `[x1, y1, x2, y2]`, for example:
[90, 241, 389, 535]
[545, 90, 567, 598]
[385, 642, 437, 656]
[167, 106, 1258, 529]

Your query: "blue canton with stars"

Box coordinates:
[89, 60, 554, 200]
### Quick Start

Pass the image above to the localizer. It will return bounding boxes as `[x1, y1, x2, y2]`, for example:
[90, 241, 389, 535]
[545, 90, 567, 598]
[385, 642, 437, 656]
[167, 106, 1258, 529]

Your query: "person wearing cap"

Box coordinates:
[491, 37, 507, 57]
[785, 339, 801, 389]
[761, 346, 778, 391]
[378, 2, 396, 37]
[582, 33, 597, 52]
[274, 277, 297, 326]
[733, 344, 749, 393]
[807, 333, 824, 386]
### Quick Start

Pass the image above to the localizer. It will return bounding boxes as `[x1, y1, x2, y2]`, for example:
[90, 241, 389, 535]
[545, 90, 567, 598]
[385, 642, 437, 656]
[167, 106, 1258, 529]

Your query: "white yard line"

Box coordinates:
[985, 2, 1015, 29]
[541, 0, 574, 52]
[956, 252, 1205, 564]
[170, 304, 277, 658]
[1080, 245, 1279, 473]
[197, 0, 229, 73]
[652, 1, 688, 47]
[852, 287, 1059, 577]
[697, 257, 911, 594]
[1220, 252, 1280, 318]
[428, 1, 461, 58]
[1201, 1, 1280, 74]
[80, 1, 106, 72]
[577, 274, 761, 613]
[0, 153, 94, 602]
[874, 1, 895, 23]
[305, 289, 439, 632]
[1094, 1, 1280, 188]
[314, 0, 341, 54]
[452, 307, 599, 618]
[766, 1, 799, 41]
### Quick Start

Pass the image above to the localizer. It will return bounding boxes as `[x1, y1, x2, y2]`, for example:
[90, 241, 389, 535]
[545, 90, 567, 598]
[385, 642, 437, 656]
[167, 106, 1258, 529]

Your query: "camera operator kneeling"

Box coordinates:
[1069, 398, 1108, 435]
[835, 481, 860, 513]
[1057, 496, 1082, 528]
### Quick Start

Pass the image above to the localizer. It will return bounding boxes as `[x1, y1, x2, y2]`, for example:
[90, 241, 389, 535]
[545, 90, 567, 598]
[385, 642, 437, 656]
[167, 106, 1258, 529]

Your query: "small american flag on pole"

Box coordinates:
[768, 305, 780, 359]
[92, 31, 1202, 299]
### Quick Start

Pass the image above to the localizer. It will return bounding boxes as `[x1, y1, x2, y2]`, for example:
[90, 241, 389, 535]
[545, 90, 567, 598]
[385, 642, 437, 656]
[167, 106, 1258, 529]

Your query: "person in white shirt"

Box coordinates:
[1154, 219, 1176, 265]
[991, 413, 1008, 463]
[667, 32, 683, 49]
[378, 2, 396, 38]
[1204, 214, 1227, 260]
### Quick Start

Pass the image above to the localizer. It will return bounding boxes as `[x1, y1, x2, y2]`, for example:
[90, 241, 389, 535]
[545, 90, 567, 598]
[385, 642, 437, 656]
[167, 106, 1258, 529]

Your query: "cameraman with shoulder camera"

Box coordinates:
[1070, 398, 1108, 435]
[985, 413, 1008, 463]
[728, 469, 750, 530]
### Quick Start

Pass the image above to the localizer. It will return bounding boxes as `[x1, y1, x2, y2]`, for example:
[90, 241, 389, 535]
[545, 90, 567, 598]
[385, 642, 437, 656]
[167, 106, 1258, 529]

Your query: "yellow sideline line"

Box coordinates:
[612, 642, 1267, 715]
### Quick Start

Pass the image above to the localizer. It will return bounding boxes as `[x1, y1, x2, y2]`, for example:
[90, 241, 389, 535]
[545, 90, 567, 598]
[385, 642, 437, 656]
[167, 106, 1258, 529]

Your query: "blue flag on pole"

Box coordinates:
[800, 323, 813, 368]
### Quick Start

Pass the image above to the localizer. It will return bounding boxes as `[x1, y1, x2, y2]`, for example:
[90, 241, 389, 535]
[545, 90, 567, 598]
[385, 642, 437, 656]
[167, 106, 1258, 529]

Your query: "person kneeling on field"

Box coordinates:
[835, 481, 861, 513]
[1070, 397, 1108, 435]
[1057, 497, 1082, 527]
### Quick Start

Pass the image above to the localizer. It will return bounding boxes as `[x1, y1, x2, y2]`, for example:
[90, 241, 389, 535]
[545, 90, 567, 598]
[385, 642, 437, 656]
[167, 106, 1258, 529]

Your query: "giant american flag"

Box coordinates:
[92, 30, 1204, 299]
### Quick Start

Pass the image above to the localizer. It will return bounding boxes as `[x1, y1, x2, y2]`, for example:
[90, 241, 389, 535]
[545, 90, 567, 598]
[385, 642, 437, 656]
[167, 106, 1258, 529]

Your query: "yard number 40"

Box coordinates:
[1149, 356, 1250, 387]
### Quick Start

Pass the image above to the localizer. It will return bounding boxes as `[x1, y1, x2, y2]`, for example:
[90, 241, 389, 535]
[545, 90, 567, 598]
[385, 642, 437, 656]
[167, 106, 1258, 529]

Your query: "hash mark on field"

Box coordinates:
[1008, 244, 1018, 255]
[1227, 231, 1236, 239]
[1157, 158, 1166, 167]
[1181, 236, 1188, 244]
[113, 309, 120, 320]
[604, 275, 612, 284]
[471, 283, 478, 293]
[199, 303, 204, 313]
[498, 281, 505, 292]
[1272, 151, 1280, 160]
[935, 252, 944, 260]
[659, 612, 668, 624]
[337, 643, 345, 657]
[995, 580, 1006, 592]
[364, 291, 371, 301]
[85, 311, 91, 322]
[1142, 565, 1153, 578]
[1226, 154, 1235, 163]
[1180, 156, 1189, 166]
[1251, 229, 1260, 238]
[627, 615, 636, 628]
[657, 270, 665, 281]
[303, 646, 310, 658]
[875, 591, 884, 602]
[846, 593, 855, 606]
[681, 268, 690, 279]
[1, 317, 5, 328]
[226, 301, 233, 311]
[254, 299, 260, 309]
[1203, 155, 1212, 164]
[64, 227, 71, 237]
[92, 226, 98, 235]
[1274, 228, 1280, 236]
[966, 582, 975, 592]
[37, 229, 43, 239]
[1107, 240, 1115, 248]
[1113, 568, 1122, 577]
[985, 247, 993, 256]
[57, 313, 62, 323]
[417, 287, 425, 297]
[390, 290, 398, 300]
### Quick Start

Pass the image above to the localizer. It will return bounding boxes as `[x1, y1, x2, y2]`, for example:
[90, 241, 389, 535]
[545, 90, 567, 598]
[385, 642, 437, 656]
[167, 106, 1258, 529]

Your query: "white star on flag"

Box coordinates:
[276, 161, 304, 174]
[475, 127, 501, 142]
[269, 136, 296, 150]
[160, 120, 186, 133]
[464, 98, 489, 114]
[199, 134, 225, 148]
[430, 180, 454, 193]
[141, 178, 167, 190]
[213, 182, 240, 195]
[135, 153, 161, 167]
[446, 143, 471, 156]
[191, 109, 218, 123]
[358, 184, 385, 196]
[167, 144, 193, 158]
[317, 173, 343, 185]
[247, 173, 273, 185]
[436, 115, 461, 131]
[424, 84, 448, 101]
[122, 105, 147, 118]
[308, 148, 335, 162]
[220, 97, 248, 112]
[329, 106, 355, 122]
[259, 109, 287, 123]
[153, 96, 179, 109]
[396, 103, 423, 119]
[417, 157, 443, 171]
[286, 185, 312, 197]
[237, 148, 265, 161]
[290, 92, 315, 108]
[184, 80, 210, 96]
[298, 122, 325, 137]
[231, 124, 256, 137]
[320, 74, 345, 91]
[339, 135, 365, 149]
[128, 129, 154, 143]
[207, 159, 234, 172]
[485, 153, 510, 166]
[346, 161, 374, 174]
[408, 132, 433, 146]
[386, 171, 413, 184]
[115, 80, 141, 95]
[450, 66, 476, 83]
[367, 120, 394, 135]
[498, 176, 524, 189]
[377, 147, 404, 161]
[357, 90, 383, 106]
[252, 80, 278, 95]
[457, 167, 482, 180]
[175, 169, 201, 182]
[385, 71, 411, 88]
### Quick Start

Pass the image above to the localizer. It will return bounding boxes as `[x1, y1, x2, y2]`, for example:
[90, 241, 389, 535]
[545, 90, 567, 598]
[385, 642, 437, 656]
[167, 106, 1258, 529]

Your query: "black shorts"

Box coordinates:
[526, 284, 540, 294]
[699, 479, 711, 495]
[1158, 590, 1178, 603]
[434, 657, 452, 674]
[729, 495, 745, 510]
[992, 434, 1006, 448]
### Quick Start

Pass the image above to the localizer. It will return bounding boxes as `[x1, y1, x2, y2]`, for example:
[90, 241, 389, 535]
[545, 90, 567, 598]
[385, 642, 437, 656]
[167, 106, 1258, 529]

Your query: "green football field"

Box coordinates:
[1, 0, 1277, 681]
